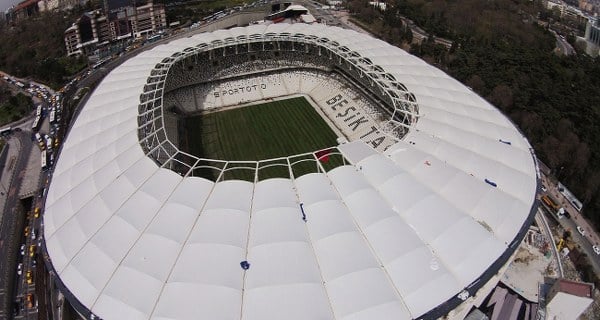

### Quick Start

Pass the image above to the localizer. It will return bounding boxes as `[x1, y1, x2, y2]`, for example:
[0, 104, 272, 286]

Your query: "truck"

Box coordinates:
[541, 195, 560, 212]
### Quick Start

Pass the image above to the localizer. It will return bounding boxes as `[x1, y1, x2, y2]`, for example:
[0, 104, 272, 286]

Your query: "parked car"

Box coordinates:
[593, 245, 600, 255]
[577, 226, 585, 236]
[26, 294, 35, 309]
[25, 270, 33, 284]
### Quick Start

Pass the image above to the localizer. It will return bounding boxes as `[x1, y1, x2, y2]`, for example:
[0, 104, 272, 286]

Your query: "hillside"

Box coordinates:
[0, 10, 87, 88]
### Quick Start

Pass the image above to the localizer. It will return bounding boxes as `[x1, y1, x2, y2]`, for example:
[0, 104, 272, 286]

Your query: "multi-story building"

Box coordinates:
[64, 24, 82, 56]
[132, 0, 167, 38]
[584, 16, 600, 56]
[11, 0, 41, 20]
[64, 0, 166, 57]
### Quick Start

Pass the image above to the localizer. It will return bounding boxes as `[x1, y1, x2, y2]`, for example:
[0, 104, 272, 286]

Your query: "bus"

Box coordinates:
[34, 132, 44, 150]
[45, 135, 53, 151]
[0, 127, 12, 136]
[31, 115, 42, 132]
[35, 105, 42, 117]
[49, 109, 56, 124]
[41, 150, 47, 170]
[146, 34, 162, 44]
[92, 58, 110, 70]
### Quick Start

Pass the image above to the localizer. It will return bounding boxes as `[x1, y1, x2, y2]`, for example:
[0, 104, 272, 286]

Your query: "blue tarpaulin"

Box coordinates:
[484, 179, 497, 187]
[240, 261, 250, 270]
[299, 203, 306, 222]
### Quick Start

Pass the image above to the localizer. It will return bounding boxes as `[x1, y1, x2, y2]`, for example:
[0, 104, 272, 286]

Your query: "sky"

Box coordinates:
[1, 0, 22, 12]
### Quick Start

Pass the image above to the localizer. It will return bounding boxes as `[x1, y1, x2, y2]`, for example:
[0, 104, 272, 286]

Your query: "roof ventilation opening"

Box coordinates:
[430, 258, 439, 271]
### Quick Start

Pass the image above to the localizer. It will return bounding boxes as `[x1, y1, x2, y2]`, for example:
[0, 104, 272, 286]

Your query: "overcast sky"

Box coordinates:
[1, 0, 22, 12]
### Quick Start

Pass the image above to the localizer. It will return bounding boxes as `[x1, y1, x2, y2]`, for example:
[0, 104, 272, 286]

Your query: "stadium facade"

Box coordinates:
[42, 23, 539, 320]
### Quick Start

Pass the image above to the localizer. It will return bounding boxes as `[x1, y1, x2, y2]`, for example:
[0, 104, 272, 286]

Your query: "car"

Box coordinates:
[20, 244, 25, 256]
[16, 263, 23, 276]
[577, 226, 585, 236]
[24, 226, 30, 237]
[33, 207, 40, 218]
[28, 244, 36, 257]
[541, 185, 547, 192]
[25, 294, 35, 309]
[25, 270, 32, 284]
[593, 245, 600, 255]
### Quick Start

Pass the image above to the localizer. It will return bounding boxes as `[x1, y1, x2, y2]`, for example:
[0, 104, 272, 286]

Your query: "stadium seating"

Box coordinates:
[154, 48, 406, 154]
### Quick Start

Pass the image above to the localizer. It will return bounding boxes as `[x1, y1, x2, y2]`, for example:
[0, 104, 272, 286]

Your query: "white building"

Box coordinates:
[546, 279, 594, 319]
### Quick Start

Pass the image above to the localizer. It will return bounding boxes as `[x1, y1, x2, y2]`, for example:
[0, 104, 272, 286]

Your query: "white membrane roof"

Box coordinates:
[44, 23, 537, 320]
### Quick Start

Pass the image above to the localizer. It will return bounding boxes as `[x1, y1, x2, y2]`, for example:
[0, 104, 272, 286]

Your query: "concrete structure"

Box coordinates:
[545, 279, 593, 319]
[64, 0, 166, 57]
[44, 23, 539, 320]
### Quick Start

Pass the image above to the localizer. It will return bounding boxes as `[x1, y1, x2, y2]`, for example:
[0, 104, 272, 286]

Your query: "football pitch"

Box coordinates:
[182, 97, 343, 180]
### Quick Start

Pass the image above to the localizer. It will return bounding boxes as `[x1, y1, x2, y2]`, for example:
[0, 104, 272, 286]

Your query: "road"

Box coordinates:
[541, 174, 600, 277]
[0, 69, 56, 319]
[0, 130, 34, 319]
[554, 211, 600, 274]
[549, 30, 575, 56]
[556, 36, 574, 56]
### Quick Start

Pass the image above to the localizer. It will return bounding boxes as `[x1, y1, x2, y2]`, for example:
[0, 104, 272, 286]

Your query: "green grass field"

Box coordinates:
[182, 97, 343, 181]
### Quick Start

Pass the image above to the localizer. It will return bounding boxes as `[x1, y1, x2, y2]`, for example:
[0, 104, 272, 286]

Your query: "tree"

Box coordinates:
[488, 84, 514, 111]
[465, 74, 485, 93]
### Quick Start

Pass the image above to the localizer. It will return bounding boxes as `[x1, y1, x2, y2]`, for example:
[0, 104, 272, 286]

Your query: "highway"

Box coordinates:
[0, 71, 57, 319]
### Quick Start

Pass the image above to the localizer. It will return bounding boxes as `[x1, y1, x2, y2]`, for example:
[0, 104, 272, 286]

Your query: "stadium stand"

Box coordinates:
[162, 63, 398, 152]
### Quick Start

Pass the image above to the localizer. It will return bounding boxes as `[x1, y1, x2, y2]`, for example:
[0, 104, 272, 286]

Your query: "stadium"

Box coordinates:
[42, 23, 539, 320]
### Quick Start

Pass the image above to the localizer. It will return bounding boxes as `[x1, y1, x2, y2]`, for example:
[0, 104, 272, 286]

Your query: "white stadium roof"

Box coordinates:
[43, 23, 539, 320]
